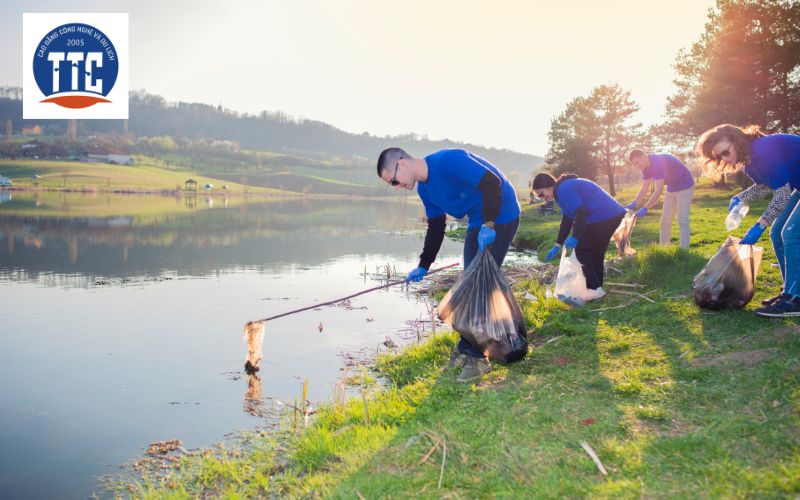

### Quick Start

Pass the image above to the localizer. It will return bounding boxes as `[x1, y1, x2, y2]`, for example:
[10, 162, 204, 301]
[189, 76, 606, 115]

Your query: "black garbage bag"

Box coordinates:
[692, 236, 764, 310]
[436, 250, 528, 363]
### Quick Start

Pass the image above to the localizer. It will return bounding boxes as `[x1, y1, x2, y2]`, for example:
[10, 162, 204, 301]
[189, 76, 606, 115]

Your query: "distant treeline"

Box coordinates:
[0, 87, 544, 181]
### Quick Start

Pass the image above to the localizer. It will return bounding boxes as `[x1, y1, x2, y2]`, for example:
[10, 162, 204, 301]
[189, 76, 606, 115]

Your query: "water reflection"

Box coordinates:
[0, 192, 428, 282]
[0, 191, 470, 500]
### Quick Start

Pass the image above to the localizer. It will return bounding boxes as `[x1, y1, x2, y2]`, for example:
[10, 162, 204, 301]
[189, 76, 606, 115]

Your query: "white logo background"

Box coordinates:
[23, 13, 129, 119]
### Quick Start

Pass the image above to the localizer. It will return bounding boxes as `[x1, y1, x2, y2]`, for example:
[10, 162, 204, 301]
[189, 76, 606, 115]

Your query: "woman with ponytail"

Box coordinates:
[532, 172, 625, 301]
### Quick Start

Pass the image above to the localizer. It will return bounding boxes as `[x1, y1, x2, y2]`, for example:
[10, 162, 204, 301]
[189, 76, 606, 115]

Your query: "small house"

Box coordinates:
[83, 146, 133, 165]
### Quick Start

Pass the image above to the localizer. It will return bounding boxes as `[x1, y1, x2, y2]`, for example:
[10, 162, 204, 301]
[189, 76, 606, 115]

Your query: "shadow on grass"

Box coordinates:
[333, 242, 800, 497]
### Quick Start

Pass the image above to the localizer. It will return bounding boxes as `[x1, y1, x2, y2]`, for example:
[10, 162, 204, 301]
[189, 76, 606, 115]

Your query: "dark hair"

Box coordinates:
[628, 149, 647, 162]
[376, 147, 409, 177]
[531, 172, 556, 190]
[695, 124, 765, 176]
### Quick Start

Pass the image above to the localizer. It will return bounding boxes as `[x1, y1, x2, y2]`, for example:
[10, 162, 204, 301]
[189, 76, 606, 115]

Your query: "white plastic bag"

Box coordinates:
[554, 247, 588, 306]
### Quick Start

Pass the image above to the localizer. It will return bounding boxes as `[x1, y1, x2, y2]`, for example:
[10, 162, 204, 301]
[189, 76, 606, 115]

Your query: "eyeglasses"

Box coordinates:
[389, 158, 401, 186]
[714, 142, 734, 162]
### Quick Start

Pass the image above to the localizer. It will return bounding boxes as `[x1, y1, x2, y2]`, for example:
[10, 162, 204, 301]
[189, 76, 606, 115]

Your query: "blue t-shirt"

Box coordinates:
[643, 154, 695, 192]
[555, 178, 625, 223]
[418, 149, 520, 228]
[744, 134, 800, 191]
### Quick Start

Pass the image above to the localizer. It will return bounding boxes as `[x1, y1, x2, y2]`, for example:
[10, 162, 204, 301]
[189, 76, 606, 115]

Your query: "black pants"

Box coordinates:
[575, 214, 624, 290]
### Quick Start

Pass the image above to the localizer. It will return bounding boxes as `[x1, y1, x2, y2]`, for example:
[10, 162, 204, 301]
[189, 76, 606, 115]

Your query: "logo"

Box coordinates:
[23, 14, 128, 119]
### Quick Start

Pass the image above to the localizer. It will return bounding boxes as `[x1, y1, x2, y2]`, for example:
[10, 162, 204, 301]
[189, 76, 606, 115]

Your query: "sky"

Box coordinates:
[0, 0, 717, 156]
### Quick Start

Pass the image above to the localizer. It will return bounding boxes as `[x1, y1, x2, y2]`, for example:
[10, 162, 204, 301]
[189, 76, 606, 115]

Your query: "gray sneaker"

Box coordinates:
[457, 357, 491, 383]
[446, 347, 469, 370]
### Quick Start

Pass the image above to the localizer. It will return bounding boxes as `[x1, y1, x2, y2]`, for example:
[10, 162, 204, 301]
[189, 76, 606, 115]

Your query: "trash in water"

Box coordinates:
[243, 320, 265, 374]
[145, 439, 183, 456]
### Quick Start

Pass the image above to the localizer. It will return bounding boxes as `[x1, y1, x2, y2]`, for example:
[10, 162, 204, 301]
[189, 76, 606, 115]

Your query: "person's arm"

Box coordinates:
[642, 179, 665, 210]
[417, 214, 446, 269]
[738, 183, 773, 204]
[477, 170, 501, 224]
[755, 184, 793, 226]
[556, 215, 573, 245]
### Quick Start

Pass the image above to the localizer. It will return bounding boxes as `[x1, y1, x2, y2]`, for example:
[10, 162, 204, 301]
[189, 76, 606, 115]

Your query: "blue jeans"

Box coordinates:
[770, 189, 800, 298]
[458, 218, 520, 358]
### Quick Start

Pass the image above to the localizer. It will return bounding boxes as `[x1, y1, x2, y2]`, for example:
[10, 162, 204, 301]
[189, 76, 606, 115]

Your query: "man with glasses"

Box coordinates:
[624, 149, 696, 249]
[376, 147, 521, 382]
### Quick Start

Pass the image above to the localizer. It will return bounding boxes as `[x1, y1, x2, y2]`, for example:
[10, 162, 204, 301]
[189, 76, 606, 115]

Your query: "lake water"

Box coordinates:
[0, 191, 533, 499]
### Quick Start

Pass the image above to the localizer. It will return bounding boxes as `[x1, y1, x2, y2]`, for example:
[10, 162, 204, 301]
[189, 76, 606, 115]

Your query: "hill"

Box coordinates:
[0, 87, 544, 195]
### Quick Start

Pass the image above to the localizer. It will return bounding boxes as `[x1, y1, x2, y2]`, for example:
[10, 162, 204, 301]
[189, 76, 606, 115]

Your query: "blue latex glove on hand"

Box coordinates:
[545, 244, 561, 262]
[405, 267, 428, 283]
[635, 207, 648, 218]
[624, 201, 637, 210]
[740, 223, 765, 245]
[728, 195, 742, 213]
[564, 236, 578, 249]
[478, 224, 496, 252]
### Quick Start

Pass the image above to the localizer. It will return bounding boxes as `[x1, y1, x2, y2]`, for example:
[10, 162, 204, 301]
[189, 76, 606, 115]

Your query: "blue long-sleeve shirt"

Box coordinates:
[418, 149, 520, 229]
[744, 134, 800, 191]
[554, 177, 625, 244]
[555, 178, 625, 223]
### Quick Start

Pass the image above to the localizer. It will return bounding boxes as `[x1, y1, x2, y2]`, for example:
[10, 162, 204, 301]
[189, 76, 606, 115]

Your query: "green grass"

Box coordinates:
[113, 179, 800, 498]
[0, 159, 285, 195]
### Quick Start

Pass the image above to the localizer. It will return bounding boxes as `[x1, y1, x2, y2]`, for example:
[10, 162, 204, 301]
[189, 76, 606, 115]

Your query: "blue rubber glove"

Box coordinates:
[740, 223, 766, 245]
[545, 244, 560, 262]
[635, 207, 648, 218]
[405, 267, 428, 283]
[728, 195, 742, 213]
[477, 224, 496, 252]
[624, 201, 637, 211]
[564, 236, 578, 249]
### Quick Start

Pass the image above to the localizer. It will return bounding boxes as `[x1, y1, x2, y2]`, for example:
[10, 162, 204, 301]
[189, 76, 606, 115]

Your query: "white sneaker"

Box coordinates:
[584, 287, 607, 301]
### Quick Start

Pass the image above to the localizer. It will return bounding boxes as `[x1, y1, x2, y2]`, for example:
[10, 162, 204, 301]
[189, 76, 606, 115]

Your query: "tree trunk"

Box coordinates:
[606, 166, 616, 195]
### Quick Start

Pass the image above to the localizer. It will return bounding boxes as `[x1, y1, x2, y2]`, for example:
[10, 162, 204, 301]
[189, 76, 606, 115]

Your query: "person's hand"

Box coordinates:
[635, 207, 648, 218]
[545, 244, 561, 262]
[564, 236, 578, 249]
[478, 224, 496, 252]
[740, 223, 766, 245]
[405, 267, 428, 283]
[624, 201, 637, 210]
[728, 195, 742, 212]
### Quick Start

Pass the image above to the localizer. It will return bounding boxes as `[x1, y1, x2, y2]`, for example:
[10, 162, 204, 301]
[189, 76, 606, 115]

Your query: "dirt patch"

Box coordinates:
[691, 347, 778, 368]
[771, 325, 800, 343]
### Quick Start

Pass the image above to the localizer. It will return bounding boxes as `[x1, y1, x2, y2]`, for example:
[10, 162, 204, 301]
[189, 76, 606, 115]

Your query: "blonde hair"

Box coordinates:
[695, 124, 765, 176]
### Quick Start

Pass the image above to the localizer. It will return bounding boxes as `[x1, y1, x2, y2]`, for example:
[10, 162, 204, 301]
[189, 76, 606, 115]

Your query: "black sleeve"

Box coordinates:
[572, 206, 588, 240]
[477, 171, 502, 224]
[418, 214, 446, 269]
[556, 215, 573, 245]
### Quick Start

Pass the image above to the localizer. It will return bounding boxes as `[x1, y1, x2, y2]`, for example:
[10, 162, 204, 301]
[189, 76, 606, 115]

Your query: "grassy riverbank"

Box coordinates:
[0, 159, 282, 195]
[117, 179, 800, 498]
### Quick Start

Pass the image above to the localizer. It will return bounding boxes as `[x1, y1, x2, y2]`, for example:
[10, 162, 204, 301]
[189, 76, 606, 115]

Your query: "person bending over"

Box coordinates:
[534, 173, 625, 301]
[376, 147, 521, 381]
[696, 124, 800, 318]
[625, 149, 695, 249]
